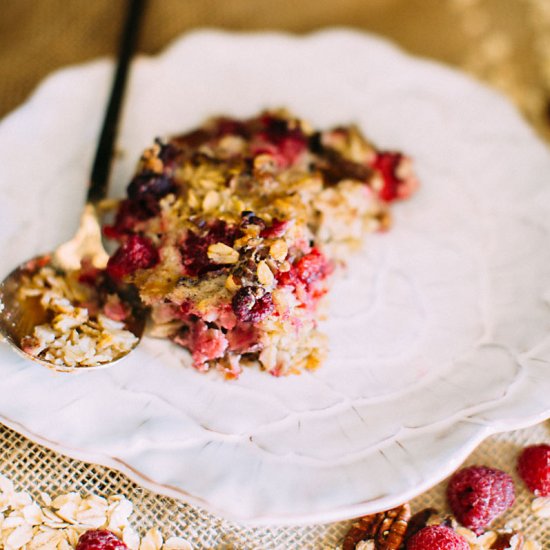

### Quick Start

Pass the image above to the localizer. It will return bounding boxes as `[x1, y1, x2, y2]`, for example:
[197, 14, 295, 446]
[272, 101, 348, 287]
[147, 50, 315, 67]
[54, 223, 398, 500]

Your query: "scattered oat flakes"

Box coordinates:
[0, 474, 193, 550]
[531, 496, 550, 518]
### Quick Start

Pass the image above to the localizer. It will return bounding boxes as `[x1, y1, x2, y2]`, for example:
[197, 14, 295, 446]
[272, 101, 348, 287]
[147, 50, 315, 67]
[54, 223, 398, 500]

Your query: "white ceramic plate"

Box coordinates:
[1, 30, 550, 525]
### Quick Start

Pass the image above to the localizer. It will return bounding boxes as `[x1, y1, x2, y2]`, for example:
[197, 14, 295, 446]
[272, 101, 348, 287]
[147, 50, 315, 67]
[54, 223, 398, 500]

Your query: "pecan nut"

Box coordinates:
[402, 507, 438, 543]
[342, 504, 411, 550]
[491, 531, 525, 550]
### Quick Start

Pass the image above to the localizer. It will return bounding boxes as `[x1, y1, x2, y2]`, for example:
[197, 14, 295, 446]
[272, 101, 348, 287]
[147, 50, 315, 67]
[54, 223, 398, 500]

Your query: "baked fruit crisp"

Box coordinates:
[105, 110, 418, 378]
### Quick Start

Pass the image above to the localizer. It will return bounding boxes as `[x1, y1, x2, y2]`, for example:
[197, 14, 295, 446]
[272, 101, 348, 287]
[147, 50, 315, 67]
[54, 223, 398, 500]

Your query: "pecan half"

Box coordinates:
[491, 531, 525, 550]
[342, 504, 411, 550]
[402, 508, 438, 544]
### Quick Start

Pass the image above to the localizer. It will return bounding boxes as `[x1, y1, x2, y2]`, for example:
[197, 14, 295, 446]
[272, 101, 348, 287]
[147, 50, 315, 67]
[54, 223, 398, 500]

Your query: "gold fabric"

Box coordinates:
[1, 0, 549, 547]
[1, 0, 549, 139]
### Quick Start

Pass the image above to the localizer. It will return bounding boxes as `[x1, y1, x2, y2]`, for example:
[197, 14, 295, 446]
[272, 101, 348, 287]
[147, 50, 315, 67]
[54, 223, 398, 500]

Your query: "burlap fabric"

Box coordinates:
[1, 0, 549, 547]
[1, 0, 550, 136]
[1, 422, 548, 548]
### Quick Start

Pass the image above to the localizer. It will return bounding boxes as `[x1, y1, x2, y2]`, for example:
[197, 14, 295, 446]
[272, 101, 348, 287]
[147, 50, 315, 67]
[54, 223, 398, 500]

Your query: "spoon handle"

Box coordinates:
[87, 0, 146, 204]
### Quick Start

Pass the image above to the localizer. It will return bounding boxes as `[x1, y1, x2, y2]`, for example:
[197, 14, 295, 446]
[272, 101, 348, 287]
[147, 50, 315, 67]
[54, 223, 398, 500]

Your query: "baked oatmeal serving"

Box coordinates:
[105, 110, 418, 378]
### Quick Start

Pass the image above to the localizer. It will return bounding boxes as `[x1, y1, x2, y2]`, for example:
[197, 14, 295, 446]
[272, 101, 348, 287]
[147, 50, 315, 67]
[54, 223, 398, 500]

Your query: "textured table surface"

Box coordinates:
[1, 1, 549, 548]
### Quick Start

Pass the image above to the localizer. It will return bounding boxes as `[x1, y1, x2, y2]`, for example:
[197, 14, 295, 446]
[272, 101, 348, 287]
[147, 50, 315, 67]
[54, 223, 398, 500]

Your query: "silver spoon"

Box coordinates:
[0, 0, 146, 372]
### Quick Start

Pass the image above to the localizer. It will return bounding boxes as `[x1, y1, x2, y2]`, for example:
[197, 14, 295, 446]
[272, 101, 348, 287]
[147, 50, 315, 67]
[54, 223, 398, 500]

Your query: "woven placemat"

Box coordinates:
[1, 420, 548, 548]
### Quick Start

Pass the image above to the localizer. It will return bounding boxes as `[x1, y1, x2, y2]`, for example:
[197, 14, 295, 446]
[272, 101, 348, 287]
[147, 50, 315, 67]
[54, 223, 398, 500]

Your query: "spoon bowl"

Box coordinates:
[0, 206, 147, 372]
[0, 265, 146, 373]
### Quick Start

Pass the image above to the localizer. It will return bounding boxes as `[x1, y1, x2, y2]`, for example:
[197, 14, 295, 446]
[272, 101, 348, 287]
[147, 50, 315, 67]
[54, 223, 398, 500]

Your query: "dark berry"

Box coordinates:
[241, 211, 266, 230]
[214, 116, 248, 138]
[103, 199, 154, 239]
[317, 148, 372, 185]
[407, 525, 469, 550]
[261, 115, 291, 140]
[308, 131, 323, 154]
[232, 287, 274, 323]
[155, 139, 180, 165]
[372, 151, 404, 202]
[107, 168, 176, 238]
[517, 444, 550, 496]
[446, 466, 515, 534]
[232, 287, 256, 319]
[127, 171, 174, 203]
[171, 127, 212, 149]
[76, 529, 128, 550]
[107, 235, 159, 280]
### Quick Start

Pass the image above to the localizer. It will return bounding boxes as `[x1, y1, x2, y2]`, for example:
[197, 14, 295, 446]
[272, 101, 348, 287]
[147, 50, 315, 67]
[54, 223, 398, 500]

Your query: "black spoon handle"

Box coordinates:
[87, 0, 146, 204]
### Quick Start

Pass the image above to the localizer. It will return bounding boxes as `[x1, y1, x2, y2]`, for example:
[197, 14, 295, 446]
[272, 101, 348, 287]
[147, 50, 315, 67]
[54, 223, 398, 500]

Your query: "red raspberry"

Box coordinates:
[294, 248, 330, 286]
[372, 151, 416, 202]
[180, 220, 241, 277]
[231, 287, 275, 323]
[76, 530, 128, 550]
[251, 115, 307, 167]
[259, 218, 290, 238]
[106, 234, 159, 280]
[517, 444, 550, 496]
[407, 525, 469, 550]
[446, 466, 515, 534]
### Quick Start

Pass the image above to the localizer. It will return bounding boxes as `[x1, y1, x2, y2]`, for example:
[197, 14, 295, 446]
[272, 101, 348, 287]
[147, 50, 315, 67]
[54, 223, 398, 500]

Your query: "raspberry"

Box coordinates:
[276, 249, 331, 309]
[106, 235, 159, 280]
[175, 319, 229, 368]
[517, 444, 550, 496]
[276, 266, 300, 290]
[446, 466, 515, 534]
[232, 287, 274, 323]
[406, 525, 469, 550]
[372, 151, 405, 202]
[251, 115, 307, 167]
[260, 218, 290, 238]
[294, 248, 330, 286]
[76, 530, 128, 550]
[180, 220, 241, 277]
